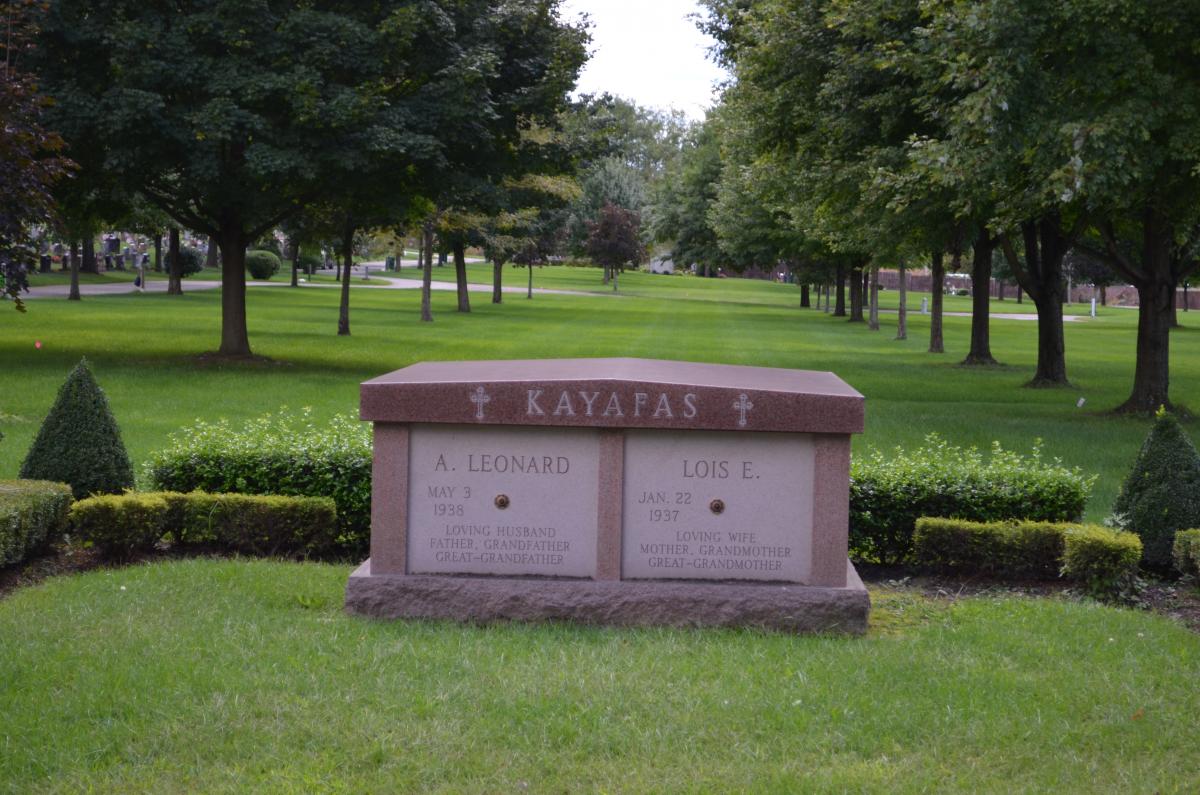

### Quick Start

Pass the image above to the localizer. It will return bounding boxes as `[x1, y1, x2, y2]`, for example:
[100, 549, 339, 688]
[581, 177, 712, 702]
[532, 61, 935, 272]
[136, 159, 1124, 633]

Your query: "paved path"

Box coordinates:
[25, 271, 1085, 313]
[877, 308, 1088, 322]
[25, 268, 607, 299]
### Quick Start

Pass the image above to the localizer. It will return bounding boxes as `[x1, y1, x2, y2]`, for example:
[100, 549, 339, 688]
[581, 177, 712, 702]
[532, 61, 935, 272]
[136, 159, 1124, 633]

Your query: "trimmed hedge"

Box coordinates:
[1173, 529, 1200, 578]
[851, 435, 1094, 564]
[1061, 525, 1143, 599]
[913, 518, 1064, 578]
[913, 517, 1141, 599]
[70, 491, 337, 557]
[145, 410, 370, 556]
[0, 480, 73, 567]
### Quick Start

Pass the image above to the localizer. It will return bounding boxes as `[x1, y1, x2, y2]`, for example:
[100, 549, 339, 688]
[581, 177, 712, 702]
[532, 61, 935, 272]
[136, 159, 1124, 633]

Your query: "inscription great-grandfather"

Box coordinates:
[407, 425, 600, 577]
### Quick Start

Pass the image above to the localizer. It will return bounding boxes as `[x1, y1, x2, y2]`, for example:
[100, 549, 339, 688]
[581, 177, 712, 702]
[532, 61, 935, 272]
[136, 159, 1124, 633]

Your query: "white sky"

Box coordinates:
[559, 0, 728, 120]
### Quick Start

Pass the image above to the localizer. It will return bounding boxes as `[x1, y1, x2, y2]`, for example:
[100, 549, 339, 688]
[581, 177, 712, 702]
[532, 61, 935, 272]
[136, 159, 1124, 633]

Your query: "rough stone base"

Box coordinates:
[345, 560, 870, 634]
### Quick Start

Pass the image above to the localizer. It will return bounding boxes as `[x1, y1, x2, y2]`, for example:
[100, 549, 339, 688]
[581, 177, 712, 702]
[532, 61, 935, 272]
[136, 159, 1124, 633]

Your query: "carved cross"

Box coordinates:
[470, 386, 491, 420]
[732, 393, 754, 427]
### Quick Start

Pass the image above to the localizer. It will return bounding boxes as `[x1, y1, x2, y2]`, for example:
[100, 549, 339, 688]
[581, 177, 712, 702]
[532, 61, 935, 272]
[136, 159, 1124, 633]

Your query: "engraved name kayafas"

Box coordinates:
[466, 385, 758, 426]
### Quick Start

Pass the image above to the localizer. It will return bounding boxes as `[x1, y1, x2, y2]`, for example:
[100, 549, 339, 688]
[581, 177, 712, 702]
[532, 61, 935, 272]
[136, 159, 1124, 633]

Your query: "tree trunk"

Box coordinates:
[167, 227, 183, 296]
[834, 266, 846, 316]
[438, 251, 447, 268]
[848, 266, 864, 322]
[1017, 286, 1023, 304]
[612, 267, 619, 292]
[963, 232, 998, 365]
[453, 239, 470, 313]
[1100, 285, 1107, 306]
[81, 235, 97, 274]
[338, 219, 354, 336]
[800, 283, 810, 308]
[824, 283, 832, 313]
[291, 240, 300, 287]
[896, 262, 907, 340]
[527, 261, 533, 299]
[335, 258, 341, 281]
[217, 227, 251, 356]
[420, 221, 434, 323]
[997, 281, 1005, 300]
[867, 267, 880, 331]
[205, 236, 219, 270]
[999, 216, 1072, 386]
[1106, 210, 1192, 413]
[68, 242, 81, 301]
[153, 233, 163, 272]
[929, 250, 945, 353]
[492, 259, 503, 304]
[1118, 278, 1174, 412]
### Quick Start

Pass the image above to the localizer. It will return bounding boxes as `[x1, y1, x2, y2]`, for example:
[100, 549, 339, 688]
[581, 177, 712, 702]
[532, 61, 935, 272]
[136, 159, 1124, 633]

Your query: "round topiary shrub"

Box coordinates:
[1113, 409, 1200, 569]
[298, 250, 324, 273]
[19, 359, 134, 499]
[245, 250, 281, 280]
[176, 245, 205, 277]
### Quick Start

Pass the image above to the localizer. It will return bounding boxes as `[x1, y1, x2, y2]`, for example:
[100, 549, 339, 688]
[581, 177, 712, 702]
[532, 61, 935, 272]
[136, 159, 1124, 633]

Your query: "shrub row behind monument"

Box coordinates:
[0, 480, 73, 567]
[850, 435, 1094, 564]
[70, 491, 337, 558]
[145, 411, 370, 556]
[147, 415, 1089, 564]
[913, 517, 1142, 600]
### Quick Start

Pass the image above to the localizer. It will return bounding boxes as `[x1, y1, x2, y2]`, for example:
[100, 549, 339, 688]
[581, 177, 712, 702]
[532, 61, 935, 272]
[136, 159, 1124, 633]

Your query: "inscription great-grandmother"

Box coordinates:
[621, 430, 815, 582]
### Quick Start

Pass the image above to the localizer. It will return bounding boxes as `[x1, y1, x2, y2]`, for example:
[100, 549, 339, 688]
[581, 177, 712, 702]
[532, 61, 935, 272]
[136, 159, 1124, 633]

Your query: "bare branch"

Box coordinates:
[1098, 220, 1146, 284]
[997, 231, 1038, 301]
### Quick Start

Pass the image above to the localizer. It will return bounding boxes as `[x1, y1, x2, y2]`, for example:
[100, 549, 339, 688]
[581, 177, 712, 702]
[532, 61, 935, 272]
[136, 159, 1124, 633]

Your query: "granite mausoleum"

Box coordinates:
[346, 358, 869, 633]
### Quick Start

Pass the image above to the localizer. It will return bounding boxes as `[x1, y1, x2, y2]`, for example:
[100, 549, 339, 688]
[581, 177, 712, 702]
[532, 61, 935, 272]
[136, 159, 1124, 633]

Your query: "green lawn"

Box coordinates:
[4, 267, 1193, 517]
[1, 559, 1196, 793]
[4, 269, 1200, 792]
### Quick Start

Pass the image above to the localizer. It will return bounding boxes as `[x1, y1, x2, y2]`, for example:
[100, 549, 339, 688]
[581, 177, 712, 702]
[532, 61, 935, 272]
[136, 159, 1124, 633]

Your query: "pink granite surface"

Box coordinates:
[345, 559, 870, 634]
[361, 358, 863, 434]
[369, 424, 409, 575]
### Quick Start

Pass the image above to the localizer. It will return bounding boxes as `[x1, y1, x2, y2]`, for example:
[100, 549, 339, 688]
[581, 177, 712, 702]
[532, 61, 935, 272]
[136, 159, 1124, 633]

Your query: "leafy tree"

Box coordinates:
[701, 0, 965, 338]
[20, 359, 134, 498]
[649, 117, 724, 277]
[397, 1, 586, 319]
[561, 93, 688, 257]
[0, 0, 71, 311]
[585, 203, 645, 290]
[35, 1, 454, 355]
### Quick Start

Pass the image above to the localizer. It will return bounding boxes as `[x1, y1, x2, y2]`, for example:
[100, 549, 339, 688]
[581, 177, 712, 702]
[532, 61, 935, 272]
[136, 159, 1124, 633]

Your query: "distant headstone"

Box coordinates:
[347, 358, 869, 634]
[921, 297, 929, 315]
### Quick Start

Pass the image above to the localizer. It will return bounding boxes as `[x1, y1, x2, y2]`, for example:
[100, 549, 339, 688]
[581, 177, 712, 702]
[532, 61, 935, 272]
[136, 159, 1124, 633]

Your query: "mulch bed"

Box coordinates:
[858, 563, 1200, 633]
[5, 546, 1200, 633]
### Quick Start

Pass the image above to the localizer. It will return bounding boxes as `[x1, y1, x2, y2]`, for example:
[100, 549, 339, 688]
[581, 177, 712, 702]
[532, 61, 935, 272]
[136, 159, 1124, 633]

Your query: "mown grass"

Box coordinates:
[3, 267, 1197, 518]
[0, 559, 1195, 793]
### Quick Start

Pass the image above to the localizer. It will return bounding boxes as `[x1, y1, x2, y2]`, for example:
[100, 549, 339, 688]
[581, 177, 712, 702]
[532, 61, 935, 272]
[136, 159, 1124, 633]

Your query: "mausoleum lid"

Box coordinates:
[361, 358, 863, 434]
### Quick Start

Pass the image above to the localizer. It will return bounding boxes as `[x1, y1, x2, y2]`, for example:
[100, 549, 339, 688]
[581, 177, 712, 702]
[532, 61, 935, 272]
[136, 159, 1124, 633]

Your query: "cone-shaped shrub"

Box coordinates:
[1113, 409, 1200, 569]
[19, 359, 134, 499]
